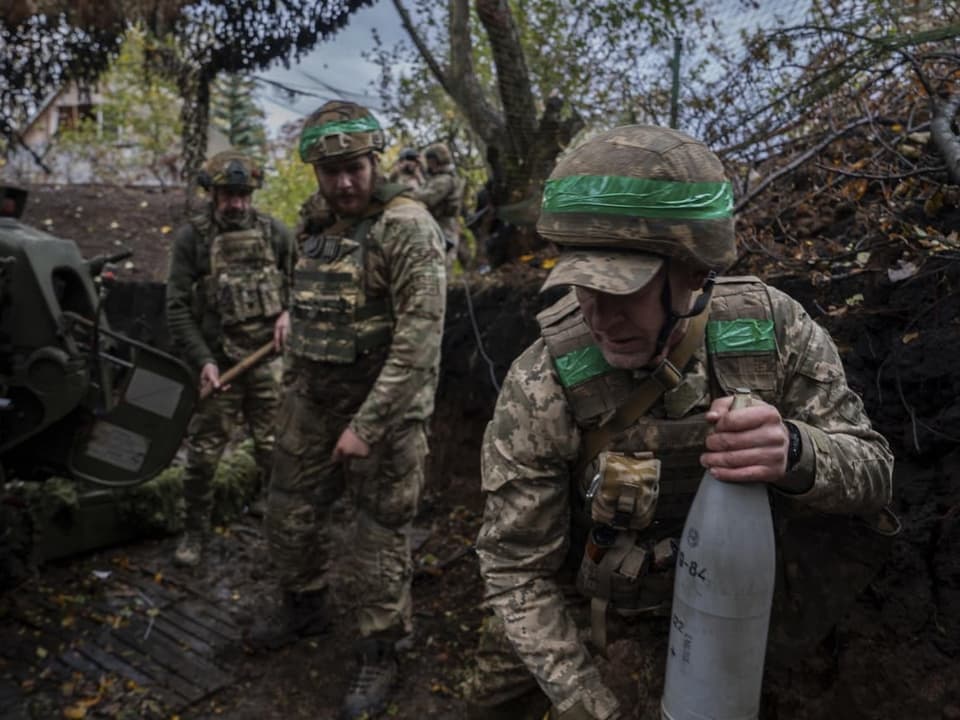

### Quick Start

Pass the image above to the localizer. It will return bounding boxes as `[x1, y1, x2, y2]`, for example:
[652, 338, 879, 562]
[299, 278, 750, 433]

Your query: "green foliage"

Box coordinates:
[54, 27, 182, 185]
[211, 74, 268, 158]
[2, 1, 373, 170]
[257, 144, 316, 229]
[375, 0, 695, 143]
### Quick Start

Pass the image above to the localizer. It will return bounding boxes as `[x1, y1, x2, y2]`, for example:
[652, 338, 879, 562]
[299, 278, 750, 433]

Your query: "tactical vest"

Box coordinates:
[539, 277, 779, 611]
[192, 212, 284, 360]
[287, 185, 411, 364]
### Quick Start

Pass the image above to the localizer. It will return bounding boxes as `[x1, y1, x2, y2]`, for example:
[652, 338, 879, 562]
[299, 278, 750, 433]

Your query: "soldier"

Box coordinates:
[464, 125, 895, 719]
[249, 101, 447, 720]
[165, 150, 295, 567]
[388, 146, 425, 191]
[412, 142, 468, 271]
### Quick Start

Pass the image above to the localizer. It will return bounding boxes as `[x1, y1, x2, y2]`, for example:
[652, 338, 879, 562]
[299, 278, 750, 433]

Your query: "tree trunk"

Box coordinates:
[931, 93, 960, 185]
[178, 67, 212, 212]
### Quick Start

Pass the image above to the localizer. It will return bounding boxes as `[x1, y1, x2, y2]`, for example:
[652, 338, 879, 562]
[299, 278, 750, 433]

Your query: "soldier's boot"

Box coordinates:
[173, 530, 204, 568]
[244, 588, 329, 651]
[340, 639, 398, 720]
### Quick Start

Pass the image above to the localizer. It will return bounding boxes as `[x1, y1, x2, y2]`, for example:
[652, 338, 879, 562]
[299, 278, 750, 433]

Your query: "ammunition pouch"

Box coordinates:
[207, 265, 284, 327]
[586, 451, 661, 530]
[288, 232, 393, 364]
[575, 529, 678, 651]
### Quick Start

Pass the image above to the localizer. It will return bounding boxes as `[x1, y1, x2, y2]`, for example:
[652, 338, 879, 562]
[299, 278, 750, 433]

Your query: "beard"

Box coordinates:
[214, 207, 254, 230]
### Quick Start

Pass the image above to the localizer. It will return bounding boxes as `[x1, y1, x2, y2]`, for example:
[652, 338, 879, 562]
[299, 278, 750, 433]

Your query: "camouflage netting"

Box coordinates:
[0, 442, 259, 586]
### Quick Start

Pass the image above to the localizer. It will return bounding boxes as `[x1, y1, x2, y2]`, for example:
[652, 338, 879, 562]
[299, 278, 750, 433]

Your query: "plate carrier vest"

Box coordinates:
[192, 212, 284, 360]
[287, 184, 412, 364]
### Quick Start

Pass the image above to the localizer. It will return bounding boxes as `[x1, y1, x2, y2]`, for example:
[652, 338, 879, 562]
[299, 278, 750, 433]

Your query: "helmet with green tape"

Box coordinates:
[299, 100, 385, 164]
[537, 125, 736, 281]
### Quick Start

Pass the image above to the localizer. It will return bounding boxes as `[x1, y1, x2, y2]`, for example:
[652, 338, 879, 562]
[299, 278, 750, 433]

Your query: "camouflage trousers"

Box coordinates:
[265, 357, 428, 640]
[182, 361, 278, 532]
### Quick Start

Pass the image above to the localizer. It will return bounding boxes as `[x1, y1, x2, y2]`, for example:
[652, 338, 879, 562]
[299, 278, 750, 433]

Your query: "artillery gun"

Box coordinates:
[0, 184, 196, 486]
[0, 184, 200, 585]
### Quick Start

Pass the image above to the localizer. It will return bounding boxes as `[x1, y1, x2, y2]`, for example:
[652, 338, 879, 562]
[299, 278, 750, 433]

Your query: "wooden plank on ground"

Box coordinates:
[111, 617, 233, 693]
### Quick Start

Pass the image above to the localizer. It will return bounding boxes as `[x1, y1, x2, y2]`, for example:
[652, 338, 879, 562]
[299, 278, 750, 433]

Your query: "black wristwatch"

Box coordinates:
[785, 421, 802, 470]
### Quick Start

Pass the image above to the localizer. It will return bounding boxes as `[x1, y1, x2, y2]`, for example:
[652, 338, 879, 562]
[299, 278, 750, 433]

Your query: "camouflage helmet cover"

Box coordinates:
[538, 125, 736, 294]
[424, 142, 452, 165]
[299, 100, 385, 164]
[199, 150, 263, 191]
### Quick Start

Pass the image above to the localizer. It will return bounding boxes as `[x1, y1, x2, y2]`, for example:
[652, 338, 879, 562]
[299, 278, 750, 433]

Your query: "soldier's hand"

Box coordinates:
[332, 427, 370, 462]
[274, 310, 290, 351]
[200, 363, 221, 394]
[701, 395, 790, 484]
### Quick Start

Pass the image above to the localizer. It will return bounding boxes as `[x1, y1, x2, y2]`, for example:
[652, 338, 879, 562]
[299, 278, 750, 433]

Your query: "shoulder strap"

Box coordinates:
[574, 305, 710, 479]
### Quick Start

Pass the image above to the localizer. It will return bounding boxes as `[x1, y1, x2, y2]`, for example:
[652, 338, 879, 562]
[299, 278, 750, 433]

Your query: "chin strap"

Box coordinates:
[574, 292, 713, 481]
[654, 266, 717, 356]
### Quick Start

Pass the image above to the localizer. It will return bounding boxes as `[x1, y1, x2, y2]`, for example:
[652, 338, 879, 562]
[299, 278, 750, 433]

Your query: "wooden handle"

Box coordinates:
[200, 341, 275, 400]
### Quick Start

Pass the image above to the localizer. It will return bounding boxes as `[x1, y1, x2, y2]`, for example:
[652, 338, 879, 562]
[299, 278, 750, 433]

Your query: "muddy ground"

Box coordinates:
[2, 183, 959, 719]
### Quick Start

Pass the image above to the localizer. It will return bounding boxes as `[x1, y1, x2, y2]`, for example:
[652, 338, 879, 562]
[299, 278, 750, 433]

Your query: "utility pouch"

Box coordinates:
[575, 529, 672, 651]
[586, 451, 661, 530]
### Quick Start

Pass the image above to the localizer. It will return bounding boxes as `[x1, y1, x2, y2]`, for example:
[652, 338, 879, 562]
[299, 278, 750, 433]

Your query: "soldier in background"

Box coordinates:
[463, 125, 894, 719]
[388, 146, 424, 191]
[412, 142, 468, 271]
[249, 101, 447, 720]
[165, 150, 295, 567]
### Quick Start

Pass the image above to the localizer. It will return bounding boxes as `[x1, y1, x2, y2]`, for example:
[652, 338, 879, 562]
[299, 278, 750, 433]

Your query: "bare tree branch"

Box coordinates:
[734, 116, 874, 213]
[814, 162, 947, 181]
[391, 0, 451, 94]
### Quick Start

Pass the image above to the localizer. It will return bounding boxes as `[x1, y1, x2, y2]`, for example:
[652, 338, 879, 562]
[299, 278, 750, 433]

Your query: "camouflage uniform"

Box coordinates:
[467, 126, 895, 720]
[265, 105, 447, 645]
[412, 143, 466, 269]
[388, 147, 424, 191]
[166, 153, 295, 539]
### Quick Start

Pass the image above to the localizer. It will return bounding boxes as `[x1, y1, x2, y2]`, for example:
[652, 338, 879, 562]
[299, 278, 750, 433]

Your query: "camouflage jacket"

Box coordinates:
[476, 281, 893, 717]
[412, 168, 462, 240]
[165, 206, 295, 370]
[295, 185, 447, 445]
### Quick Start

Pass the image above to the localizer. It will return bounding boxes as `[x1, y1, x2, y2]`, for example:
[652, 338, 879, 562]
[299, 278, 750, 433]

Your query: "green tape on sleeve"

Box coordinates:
[554, 345, 613, 388]
[707, 319, 776, 354]
[542, 175, 733, 220]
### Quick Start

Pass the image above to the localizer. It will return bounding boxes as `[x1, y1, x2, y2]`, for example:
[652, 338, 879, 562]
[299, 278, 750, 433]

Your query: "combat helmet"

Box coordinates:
[539, 125, 736, 294]
[424, 142, 452, 166]
[299, 101, 385, 164]
[198, 150, 263, 191]
[399, 147, 420, 162]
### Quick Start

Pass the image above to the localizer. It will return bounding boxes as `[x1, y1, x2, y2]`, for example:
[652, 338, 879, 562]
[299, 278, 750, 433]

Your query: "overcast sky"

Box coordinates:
[255, 0, 404, 137]
[254, 0, 813, 139]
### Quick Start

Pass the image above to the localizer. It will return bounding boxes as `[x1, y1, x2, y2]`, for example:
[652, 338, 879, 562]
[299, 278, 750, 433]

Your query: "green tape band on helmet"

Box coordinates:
[707, 319, 775, 354]
[555, 345, 613, 388]
[299, 116, 382, 160]
[542, 175, 733, 220]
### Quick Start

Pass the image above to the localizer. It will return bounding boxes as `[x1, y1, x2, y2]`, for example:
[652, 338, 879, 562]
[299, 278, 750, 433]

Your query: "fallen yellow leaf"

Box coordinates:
[540, 257, 557, 269]
[160, 225, 173, 235]
[901, 331, 920, 344]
